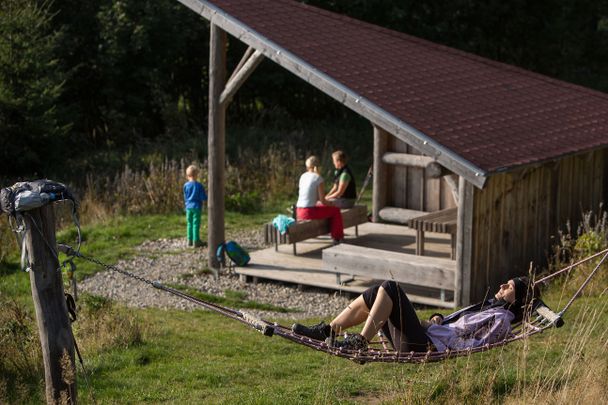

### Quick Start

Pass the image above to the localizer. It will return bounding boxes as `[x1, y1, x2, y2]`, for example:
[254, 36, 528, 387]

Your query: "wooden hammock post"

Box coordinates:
[208, 23, 227, 271]
[23, 204, 77, 404]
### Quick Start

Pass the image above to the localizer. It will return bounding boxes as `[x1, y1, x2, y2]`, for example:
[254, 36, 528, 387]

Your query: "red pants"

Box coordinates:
[296, 206, 344, 240]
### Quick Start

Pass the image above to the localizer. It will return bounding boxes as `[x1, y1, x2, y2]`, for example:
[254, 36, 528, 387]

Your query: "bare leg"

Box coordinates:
[330, 287, 395, 341]
[360, 287, 393, 341]
[330, 296, 369, 334]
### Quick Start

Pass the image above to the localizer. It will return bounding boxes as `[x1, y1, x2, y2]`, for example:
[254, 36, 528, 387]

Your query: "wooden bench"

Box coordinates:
[265, 205, 368, 255]
[407, 207, 458, 259]
[322, 244, 456, 307]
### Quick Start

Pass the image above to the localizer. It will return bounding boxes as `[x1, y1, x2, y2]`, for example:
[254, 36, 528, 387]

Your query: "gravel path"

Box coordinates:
[79, 229, 354, 320]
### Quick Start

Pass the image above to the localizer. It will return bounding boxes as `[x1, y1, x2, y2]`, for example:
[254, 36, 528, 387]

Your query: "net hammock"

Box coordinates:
[59, 244, 608, 364]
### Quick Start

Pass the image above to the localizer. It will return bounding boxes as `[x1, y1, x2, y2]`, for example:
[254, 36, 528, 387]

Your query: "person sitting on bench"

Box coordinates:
[326, 150, 356, 209]
[295, 155, 344, 244]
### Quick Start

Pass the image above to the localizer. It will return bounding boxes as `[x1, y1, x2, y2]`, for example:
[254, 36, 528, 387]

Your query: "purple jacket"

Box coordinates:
[426, 308, 514, 351]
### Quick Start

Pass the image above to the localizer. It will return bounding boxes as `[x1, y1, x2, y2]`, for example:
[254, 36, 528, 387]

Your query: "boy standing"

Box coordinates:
[183, 165, 207, 247]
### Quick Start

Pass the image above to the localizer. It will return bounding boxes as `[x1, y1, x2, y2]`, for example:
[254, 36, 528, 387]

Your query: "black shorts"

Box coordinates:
[362, 280, 431, 352]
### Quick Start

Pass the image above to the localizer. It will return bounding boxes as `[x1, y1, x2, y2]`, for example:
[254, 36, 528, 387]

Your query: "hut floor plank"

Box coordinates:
[235, 222, 455, 308]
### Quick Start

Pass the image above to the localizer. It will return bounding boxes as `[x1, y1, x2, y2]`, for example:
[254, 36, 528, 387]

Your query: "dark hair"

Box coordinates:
[508, 276, 541, 323]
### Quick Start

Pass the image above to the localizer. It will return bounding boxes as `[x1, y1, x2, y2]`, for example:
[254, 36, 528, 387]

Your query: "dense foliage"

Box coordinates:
[0, 0, 607, 179]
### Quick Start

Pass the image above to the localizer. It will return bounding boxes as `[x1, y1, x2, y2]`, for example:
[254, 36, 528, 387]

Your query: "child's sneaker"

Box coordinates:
[194, 240, 206, 248]
[187, 240, 193, 247]
[332, 333, 368, 351]
[291, 321, 333, 341]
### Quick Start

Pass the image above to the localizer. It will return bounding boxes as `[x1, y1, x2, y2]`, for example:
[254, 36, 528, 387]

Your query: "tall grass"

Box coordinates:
[0, 216, 18, 264]
[0, 299, 43, 403]
[0, 294, 144, 404]
[549, 207, 608, 297]
[77, 146, 303, 224]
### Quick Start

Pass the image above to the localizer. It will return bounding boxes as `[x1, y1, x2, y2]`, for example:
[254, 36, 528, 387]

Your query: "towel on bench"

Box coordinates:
[272, 214, 295, 235]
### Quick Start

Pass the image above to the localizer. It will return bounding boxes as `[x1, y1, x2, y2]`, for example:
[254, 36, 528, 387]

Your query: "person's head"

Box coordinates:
[305, 156, 320, 173]
[186, 165, 199, 180]
[495, 276, 540, 322]
[332, 150, 347, 169]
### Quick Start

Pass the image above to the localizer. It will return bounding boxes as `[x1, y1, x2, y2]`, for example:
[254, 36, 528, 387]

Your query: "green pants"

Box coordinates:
[186, 208, 202, 242]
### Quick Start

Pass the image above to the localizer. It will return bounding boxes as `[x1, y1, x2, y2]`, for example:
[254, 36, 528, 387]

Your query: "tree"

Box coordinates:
[0, 0, 68, 177]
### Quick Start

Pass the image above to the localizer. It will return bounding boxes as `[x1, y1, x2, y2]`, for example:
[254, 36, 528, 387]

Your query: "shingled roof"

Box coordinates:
[179, 0, 608, 187]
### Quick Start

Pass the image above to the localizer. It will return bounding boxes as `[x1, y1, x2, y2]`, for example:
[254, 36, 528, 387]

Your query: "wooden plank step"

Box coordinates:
[378, 207, 428, 225]
[322, 244, 456, 290]
[235, 266, 455, 308]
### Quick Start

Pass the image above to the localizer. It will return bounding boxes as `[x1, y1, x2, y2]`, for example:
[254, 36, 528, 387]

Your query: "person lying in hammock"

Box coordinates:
[292, 277, 539, 352]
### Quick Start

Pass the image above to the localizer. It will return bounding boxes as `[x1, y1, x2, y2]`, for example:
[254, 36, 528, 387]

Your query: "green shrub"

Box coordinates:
[550, 208, 608, 296]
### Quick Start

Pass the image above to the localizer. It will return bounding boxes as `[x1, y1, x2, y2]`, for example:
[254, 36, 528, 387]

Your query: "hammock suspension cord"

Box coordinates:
[55, 243, 606, 364]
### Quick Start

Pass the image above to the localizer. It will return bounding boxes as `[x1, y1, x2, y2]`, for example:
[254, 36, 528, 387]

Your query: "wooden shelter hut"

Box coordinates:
[177, 0, 608, 305]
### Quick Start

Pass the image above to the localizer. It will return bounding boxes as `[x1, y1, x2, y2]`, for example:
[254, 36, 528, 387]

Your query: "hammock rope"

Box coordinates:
[57, 243, 607, 364]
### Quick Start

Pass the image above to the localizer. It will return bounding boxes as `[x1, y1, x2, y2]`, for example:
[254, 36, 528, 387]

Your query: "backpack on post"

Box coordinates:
[0, 179, 77, 216]
[216, 240, 250, 271]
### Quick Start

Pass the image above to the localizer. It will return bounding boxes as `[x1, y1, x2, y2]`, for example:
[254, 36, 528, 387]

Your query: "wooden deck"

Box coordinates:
[235, 222, 456, 308]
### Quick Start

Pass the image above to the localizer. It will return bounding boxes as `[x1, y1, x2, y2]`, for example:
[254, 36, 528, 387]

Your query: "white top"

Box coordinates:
[296, 172, 323, 208]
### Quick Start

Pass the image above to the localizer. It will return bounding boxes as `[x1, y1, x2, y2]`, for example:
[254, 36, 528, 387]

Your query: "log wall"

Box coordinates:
[469, 148, 608, 301]
[387, 137, 457, 212]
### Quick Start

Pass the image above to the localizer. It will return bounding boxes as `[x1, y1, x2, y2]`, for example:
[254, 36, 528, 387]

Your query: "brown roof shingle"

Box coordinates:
[204, 0, 608, 174]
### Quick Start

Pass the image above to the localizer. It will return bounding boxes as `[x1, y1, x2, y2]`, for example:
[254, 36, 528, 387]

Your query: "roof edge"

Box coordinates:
[177, 0, 489, 188]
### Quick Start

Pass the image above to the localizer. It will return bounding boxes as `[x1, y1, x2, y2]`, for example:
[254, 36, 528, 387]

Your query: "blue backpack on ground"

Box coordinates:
[216, 241, 250, 268]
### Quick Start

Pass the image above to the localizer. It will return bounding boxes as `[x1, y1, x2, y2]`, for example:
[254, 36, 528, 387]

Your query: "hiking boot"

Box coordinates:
[292, 321, 333, 341]
[332, 333, 368, 351]
[194, 240, 206, 248]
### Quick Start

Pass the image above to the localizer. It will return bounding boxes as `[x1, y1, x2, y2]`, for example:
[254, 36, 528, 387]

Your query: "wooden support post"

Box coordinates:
[372, 126, 388, 222]
[455, 176, 474, 306]
[208, 24, 227, 270]
[24, 205, 76, 404]
[443, 174, 460, 206]
[220, 49, 264, 106]
[226, 46, 254, 84]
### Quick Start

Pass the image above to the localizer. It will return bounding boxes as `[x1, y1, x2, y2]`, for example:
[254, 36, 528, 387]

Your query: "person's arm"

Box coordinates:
[326, 182, 338, 199]
[327, 179, 349, 199]
[317, 181, 332, 205]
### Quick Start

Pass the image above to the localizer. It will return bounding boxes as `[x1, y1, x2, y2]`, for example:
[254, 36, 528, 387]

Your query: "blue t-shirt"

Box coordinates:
[183, 181, 207, 209]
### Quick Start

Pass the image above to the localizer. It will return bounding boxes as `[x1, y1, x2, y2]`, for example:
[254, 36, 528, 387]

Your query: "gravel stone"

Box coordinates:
[79, 230, 354, 320]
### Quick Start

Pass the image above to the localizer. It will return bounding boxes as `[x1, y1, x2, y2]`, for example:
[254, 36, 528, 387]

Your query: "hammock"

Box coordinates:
[58, 243, 607, 364]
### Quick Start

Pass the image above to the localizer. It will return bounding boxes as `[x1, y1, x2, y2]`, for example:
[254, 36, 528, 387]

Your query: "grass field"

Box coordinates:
[0, 209, 606, 404]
